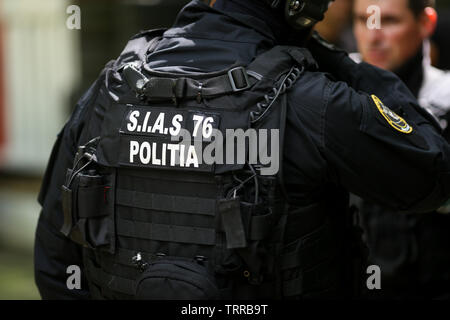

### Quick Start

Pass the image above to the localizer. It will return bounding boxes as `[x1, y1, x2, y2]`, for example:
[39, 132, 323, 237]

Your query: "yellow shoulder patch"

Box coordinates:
[371, 95, 413, 134]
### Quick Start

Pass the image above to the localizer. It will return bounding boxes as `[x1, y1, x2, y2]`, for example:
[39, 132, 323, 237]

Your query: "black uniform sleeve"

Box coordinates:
[319, 73, 450, 213]
[34, 73, 107, 299]
[287, 65, 450, 213]
[308, 33, 443, 132]
[304, 35, 450, 211]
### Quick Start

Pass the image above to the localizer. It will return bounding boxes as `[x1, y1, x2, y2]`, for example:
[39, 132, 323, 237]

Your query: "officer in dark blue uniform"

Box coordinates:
[34, 0, 450, 299]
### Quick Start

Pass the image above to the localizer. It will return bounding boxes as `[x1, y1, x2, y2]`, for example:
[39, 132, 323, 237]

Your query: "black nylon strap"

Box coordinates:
[61, 185, 73, 237]
[218, 198, 247, 249]
[124, 43, 317, 104]
[126, 46, 315, 103]
[116, 218, 216, 245]
[229, 68, 248, 89]
[286, 47, 318, 70]
[116, 189, 216, 216]
[246, 46, 312, 81]
[217, 205, 278, 242]
[141, 68, 255, 102]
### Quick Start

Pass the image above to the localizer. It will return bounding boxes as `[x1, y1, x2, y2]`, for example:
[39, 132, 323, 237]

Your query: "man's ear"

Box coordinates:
[419, 7, 438, 39]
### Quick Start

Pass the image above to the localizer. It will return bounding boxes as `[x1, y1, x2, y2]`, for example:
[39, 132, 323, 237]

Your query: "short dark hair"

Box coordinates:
[409, 0, 435, 16]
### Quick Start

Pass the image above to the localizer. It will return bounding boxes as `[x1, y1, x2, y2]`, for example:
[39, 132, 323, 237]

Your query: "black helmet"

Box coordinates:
[264, 0, 334, 30]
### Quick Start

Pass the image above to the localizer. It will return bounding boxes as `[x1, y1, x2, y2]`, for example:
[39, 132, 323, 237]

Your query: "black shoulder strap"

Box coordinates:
[122, 44, 317, 104]
[247, 45, 317, 81]
[248, 46, 317, 126]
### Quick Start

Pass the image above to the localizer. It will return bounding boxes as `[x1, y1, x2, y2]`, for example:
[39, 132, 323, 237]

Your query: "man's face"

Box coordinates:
[353, 0, 426, 70]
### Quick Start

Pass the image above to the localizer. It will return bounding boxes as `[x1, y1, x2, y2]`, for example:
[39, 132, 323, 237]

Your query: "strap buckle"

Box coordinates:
[228, 67, 251, 92]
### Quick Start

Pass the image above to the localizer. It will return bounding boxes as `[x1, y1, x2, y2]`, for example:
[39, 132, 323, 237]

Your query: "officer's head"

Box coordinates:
[207, 0, 334, 32]
[353, 0, 437, 70]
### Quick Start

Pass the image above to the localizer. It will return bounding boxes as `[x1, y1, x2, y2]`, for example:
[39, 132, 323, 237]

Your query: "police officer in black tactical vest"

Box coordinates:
[34, 0, 450, 299]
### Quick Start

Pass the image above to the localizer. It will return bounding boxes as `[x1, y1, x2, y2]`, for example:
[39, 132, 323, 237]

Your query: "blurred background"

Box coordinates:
[0, 0, 449, 300]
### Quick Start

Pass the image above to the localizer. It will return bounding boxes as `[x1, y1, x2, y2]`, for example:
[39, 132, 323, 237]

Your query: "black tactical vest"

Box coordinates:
[60, 29, 356, 299]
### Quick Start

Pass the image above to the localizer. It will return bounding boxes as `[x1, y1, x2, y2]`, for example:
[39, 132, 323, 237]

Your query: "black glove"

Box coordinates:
[308, 32, 398, 96]
[307, 31, 358, 83]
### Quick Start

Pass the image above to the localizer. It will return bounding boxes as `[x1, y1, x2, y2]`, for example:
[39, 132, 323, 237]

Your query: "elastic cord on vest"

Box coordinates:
[251, 65, 304, 124]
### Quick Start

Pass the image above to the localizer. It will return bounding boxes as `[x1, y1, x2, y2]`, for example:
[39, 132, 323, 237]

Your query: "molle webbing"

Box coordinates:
[115, 168, 222, 249]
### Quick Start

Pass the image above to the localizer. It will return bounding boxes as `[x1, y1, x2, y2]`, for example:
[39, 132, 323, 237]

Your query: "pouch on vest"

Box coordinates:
[217, 173, 283, 285]
[135, 257, 220, 300]
[61, 143, 116, 253]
